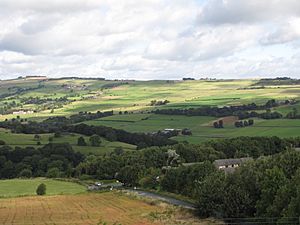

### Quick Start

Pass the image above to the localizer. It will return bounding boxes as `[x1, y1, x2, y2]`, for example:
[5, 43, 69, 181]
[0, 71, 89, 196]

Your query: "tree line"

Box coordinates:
[153, 100, 288, 119]
[0, 143, 83, 179]
[197, 150, 300, 220]
[0, 119, 177, 149]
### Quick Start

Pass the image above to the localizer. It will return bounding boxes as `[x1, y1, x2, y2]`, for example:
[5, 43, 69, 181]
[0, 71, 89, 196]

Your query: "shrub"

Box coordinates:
[77, 136, 87, 146]
[18, 169, 32, 178]
[36, 183, 46, 195]
[46, 167, 61, 178]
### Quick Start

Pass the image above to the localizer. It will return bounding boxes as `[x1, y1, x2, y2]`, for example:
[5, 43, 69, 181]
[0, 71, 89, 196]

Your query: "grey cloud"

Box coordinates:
[198, 0, 300, 25]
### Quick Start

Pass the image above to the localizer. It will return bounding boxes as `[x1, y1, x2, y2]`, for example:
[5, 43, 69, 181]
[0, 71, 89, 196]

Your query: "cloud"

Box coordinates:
[198, 0, 300, 25]
[0, 0, 300, 80]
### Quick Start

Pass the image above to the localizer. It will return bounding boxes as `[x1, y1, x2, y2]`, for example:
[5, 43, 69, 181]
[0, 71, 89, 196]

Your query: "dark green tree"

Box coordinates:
[36, 183, 46, 195]
[89, 135, 101, 147]
[77, 136, 87, 146]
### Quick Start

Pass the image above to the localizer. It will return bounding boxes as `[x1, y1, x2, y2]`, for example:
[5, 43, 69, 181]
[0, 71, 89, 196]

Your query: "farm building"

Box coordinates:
[214, 157, 252, 173]
[88, 181, 124, 191]
[12, 110, 34, 115]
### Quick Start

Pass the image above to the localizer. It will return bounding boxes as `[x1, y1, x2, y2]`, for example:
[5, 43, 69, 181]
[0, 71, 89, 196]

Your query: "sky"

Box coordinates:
[0, 0, 300, 80]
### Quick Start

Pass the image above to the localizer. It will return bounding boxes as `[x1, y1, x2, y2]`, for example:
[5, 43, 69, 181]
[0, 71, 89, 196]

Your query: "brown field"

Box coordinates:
[0, 192, 220, 225]
[0, 192, 162, 225]
[211, 116, 238, 125]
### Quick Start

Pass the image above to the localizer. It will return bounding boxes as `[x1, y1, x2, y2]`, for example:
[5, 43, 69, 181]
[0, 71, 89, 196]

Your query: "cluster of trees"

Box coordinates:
[154, 100, 285, 119]
[0, 85, 44, 100]
[213, 120, 223, 128]
[161, 161, 216, 198]
[0, 101, 21, 115]
[1, 133, 300, 222]
[286, 108, 300, 119]
[254, 77, 300, 86]
[75, 136, 300, 188]
[206, 136, 300, 158]
[237, 110, 283, 120]
[20, 96, 70, 105]
[0, 143, 84, 179]
[234, 119, 254, 127]
[182, 78, 195, 80]
[149, 100, 170, 106]
[197, 150, 300, 220]
[76, 143, 223, 185]
[0, 112, 176, 149]
[44, 110, 114, 124]
[77, 135, 101, 147]
[70, 123, 177, 149]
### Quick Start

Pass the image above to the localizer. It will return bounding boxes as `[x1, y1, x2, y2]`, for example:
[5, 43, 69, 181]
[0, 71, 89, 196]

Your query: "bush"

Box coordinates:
[0, 140, 5, 145]
[77, 136, 87, 146]
[89, 134, 101, 147]
[46, 167, 61, 178]
[36, 183, 46, 195]
[18, 169, 32, 178]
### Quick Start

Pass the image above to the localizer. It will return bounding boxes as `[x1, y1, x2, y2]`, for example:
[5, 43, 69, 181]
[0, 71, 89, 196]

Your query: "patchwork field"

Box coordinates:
[0, 128, 136, 155]
[85, 114, 300, 143]
[1, 78, 300, 144]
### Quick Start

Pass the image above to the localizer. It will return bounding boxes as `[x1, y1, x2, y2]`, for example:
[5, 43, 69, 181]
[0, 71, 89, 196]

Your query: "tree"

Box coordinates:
[77, 137, 87, 146]
[46, 167, 60, 178]
[218, 120, 224, 128]
[34, 134, 41, 140]
[54, 132, 61, 138]
[113, 147, 124, 155]
[36, 183, 46, 195]
[196, 171, 226, 217]
[18, 168, 32, 178]
[48, 137, 53, 142]
[213, 121, 219, 128]
[248, 119, 254, 126]
[89, 135, 101, 147]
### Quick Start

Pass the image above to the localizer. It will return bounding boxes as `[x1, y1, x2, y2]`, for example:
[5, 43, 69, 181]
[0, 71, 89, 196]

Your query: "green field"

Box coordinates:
[1, 79, 300, 120]
[85, 113, 215, 133]
[0, 128, 136, 155]
[84, 114, 300, 143]
[0, 178, 86, 197]
[1, 78, 300, 145]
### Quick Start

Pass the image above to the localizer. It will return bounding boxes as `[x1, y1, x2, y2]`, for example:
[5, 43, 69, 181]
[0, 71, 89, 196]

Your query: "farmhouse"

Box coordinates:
[12, 110, 34, 115]
[214, 157, 252, 173]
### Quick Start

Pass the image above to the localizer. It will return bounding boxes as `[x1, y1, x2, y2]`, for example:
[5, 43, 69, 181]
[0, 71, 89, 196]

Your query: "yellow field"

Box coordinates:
[0, 192, 220, 225]
[0, 192, 162, 225]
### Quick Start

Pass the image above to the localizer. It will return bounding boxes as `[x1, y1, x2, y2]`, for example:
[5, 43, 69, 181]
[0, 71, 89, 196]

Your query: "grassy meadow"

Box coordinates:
[0, 178, 86, 197]
[0, 128, 136, 155]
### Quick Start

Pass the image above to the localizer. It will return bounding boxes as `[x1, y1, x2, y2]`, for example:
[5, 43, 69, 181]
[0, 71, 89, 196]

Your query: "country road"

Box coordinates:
[125, 189, 196, 210]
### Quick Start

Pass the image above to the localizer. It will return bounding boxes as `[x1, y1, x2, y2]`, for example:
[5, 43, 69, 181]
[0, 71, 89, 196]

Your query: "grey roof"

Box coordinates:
[214, 157, 252, 167]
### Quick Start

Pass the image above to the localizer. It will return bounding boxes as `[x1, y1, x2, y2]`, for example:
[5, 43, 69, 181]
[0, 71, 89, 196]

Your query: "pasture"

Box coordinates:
[1, 79, 300, 120]
[0, 128, 136, 155]
[1, 78, 300, 144]
[0, 178, 86, 197]
[85, 114, 300, 144]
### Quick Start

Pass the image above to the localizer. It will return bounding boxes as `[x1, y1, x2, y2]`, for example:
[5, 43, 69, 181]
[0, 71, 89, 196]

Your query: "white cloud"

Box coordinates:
[0, 0, 300, 80]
